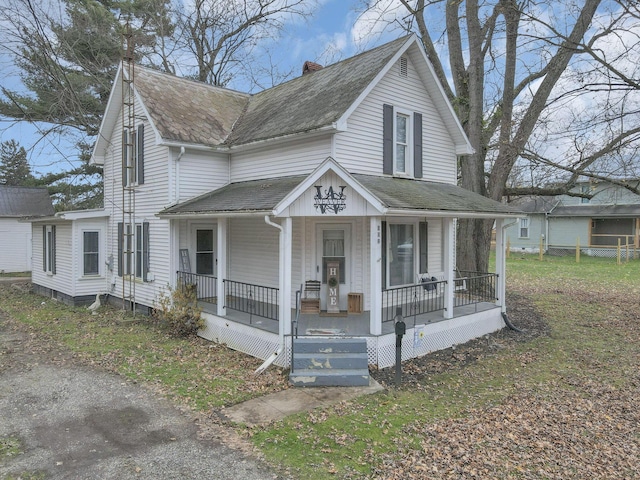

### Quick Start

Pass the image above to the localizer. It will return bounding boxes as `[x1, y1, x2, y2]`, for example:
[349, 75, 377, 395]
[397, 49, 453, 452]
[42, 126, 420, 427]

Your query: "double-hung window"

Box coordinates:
[83, 231, 100, 276]
[395, 112, 410, 174]
[519, 218, 529, 238]
[42, 225, 56, 274]
[383, 104, 423, 178]
[118, 221, 149, 281]
[122, 124, 145, 187]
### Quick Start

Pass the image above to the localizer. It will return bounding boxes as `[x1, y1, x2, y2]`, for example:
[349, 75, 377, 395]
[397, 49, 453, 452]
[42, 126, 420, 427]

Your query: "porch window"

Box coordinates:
[321, 229, 345, 284]
[196, 229, 214, 275]
[42, 225, 56, 274]
[519, 218, 529, 238]
[389, 224, 414, 286]
[83, 231, 99, 275]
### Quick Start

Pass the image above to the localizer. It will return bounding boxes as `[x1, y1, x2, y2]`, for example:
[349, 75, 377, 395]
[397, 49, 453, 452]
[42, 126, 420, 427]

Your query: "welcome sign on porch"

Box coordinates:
[314, 185, 347, 214]
[326, 261, 340, 313]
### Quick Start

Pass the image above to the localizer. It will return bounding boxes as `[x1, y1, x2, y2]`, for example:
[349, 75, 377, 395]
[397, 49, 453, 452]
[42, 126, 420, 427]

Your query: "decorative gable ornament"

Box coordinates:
[314, 185, 347, 214]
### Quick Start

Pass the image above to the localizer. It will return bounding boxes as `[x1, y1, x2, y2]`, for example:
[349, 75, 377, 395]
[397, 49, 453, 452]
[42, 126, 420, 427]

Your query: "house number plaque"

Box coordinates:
[326, 261, 340, 314]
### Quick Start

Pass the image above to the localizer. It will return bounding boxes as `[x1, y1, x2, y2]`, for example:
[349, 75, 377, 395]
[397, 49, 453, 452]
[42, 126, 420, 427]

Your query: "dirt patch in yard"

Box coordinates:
[370, 292, 550, 388]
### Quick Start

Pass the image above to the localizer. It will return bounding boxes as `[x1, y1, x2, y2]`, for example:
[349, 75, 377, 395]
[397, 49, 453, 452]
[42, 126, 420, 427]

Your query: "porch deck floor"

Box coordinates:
[200, 301, 499, 336]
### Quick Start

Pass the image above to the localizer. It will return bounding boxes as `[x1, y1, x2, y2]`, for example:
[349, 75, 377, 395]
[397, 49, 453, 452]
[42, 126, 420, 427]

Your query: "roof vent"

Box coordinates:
[302, 61, 323, 75]
[400, 56, 408, 77]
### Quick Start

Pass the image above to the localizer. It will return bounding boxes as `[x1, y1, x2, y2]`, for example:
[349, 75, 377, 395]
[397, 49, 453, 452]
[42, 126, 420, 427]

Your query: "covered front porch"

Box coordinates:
[177, 269, 501, 337]
[160, 159, 519, 368]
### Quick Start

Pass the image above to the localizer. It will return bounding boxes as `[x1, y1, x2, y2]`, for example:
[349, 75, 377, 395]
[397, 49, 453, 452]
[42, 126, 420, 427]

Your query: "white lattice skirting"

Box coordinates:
[199, 308, 505, 369]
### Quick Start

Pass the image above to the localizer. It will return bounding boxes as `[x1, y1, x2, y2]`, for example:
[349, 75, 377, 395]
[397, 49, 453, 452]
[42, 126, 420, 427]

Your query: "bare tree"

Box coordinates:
[173, 0, 316, 86]
[361, 0, 640, 272]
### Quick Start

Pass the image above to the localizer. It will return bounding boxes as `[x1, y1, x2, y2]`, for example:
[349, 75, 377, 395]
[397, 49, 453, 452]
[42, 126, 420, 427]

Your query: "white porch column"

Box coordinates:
[279, 217, 293, 340]
[369, 216, 382, 335]
[495, 218, 507, 312]
[216, 218, 227, 317]
[443, 217, 455, 319]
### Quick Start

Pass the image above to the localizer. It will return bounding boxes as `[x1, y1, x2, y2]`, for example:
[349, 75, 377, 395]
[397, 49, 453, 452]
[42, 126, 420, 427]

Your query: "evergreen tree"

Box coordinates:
[0, 140, 35, 186]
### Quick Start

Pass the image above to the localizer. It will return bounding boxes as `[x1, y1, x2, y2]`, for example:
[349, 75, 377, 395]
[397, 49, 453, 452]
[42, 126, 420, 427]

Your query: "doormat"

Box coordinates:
[305, 328, 347, 335]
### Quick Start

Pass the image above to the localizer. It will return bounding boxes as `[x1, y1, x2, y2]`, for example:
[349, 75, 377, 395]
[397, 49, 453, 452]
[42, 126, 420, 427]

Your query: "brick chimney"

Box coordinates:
[302, 61, 323, 75]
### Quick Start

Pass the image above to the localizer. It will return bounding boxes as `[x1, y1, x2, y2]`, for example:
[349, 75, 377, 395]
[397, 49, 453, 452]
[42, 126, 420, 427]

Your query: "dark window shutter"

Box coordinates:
[122, 129, 128, 186]
[137, 124, 144, 185]
[51, 225, 56, 274]
[414, 112, 423, 178]
[383, 104, 393, 175]
[42, 225, 46, 271]
[117, 222, 123, 277]
[419, 221, 428, 273]
[143, 221, 150, 282]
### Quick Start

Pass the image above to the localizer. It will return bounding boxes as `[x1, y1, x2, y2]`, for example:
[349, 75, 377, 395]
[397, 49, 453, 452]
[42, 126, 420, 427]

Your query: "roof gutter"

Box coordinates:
[383, 208, 521, 219]
[156, 210, 273, 220]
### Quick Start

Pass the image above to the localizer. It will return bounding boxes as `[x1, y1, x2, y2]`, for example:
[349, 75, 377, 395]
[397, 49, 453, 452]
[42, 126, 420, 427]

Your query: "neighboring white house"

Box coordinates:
[30, 35, 520, 369]
[506, 179, 640, 256]
[0, 185, 54, 273]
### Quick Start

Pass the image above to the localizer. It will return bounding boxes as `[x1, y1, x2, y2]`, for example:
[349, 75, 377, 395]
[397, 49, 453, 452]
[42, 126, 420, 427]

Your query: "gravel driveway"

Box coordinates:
[0, 317, 284, 480]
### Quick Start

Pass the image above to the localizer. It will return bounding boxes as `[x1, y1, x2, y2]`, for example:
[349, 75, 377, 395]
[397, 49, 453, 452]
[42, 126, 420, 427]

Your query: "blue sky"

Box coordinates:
[0, 0, 398, 177]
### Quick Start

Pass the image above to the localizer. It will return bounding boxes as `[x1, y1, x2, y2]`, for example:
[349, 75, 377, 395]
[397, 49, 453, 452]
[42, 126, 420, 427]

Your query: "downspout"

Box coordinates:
[499, 219, 524, 332]
[255, 215, 284, 375]
[175, 146, 185, 202]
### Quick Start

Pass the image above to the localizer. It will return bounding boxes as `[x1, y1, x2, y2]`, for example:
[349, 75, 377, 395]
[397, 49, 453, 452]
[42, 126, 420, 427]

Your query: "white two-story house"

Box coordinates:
[30, 35, 520, 370]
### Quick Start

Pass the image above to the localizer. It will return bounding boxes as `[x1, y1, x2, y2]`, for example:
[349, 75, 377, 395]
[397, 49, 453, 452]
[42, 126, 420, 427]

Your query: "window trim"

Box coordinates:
[117, 221, 149, 281]
[519, 218, 530, 239]
[122, 123, 145, 187]
[382, 220, 429, 289]
[393, 108, 412, 175]
[43, 224, 56, 275]
[82, 230, 101, 277]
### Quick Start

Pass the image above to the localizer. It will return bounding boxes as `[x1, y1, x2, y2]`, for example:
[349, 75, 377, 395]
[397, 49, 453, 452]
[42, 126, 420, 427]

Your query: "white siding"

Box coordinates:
[176, 149, 229, 202]
[0, 219, 31, 272]
[31, 223, 75, 297]
[335, 56, 457, 183]
[73, 218, 108, 297]
[229, 218, 279, 287]
[100, 96, 174, 308]
[230, 135, 332, 182]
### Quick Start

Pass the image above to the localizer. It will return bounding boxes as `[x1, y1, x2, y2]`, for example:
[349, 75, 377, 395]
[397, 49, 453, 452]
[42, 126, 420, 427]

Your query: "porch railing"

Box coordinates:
[177, 271, 217, 302]
[455, 271, 497, 307]
[223, 279, 279, 321]
[382, 278, 447, 323]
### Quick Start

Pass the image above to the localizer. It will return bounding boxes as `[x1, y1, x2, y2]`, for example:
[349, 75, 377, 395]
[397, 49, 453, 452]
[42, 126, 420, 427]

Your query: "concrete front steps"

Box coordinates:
[289, 337, 370, 387]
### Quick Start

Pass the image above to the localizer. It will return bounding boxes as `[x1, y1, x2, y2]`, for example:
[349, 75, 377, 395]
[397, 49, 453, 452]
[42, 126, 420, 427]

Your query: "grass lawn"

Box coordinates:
[1, 255, 639, 478]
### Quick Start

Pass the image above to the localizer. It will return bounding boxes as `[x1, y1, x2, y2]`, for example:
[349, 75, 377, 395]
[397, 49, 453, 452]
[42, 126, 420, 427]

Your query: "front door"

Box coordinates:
[316, 224, 351, 311]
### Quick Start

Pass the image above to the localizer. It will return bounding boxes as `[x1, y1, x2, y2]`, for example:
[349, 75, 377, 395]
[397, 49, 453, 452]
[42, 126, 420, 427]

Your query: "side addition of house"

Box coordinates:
[30, 35, 521, 370]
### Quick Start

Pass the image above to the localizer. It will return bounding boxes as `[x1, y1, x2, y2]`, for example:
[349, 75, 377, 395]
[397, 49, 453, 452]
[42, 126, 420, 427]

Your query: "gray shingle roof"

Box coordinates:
[134, 66, 249, 147]
[160, 176, 307, 215]
[160, 174, 520, 217]
[225, 36, 411, 146]
[0, 186, 54, 217]
[133, 36, 411, 148]
[353, 175, 520, 215]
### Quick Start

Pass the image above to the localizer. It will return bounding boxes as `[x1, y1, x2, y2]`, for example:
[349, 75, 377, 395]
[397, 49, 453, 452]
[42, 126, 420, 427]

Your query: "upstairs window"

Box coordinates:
[122, 124, 145, 187]
[383, 104, 423, 178]
[395, 112, 409, 174]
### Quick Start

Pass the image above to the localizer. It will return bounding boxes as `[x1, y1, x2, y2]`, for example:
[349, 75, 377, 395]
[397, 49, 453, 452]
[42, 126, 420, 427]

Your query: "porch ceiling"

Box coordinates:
[158, 173, 521, 218]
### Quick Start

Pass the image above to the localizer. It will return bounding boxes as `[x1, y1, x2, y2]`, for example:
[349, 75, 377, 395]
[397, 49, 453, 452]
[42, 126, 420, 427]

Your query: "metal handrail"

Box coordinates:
[223, 279, 279, 321]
